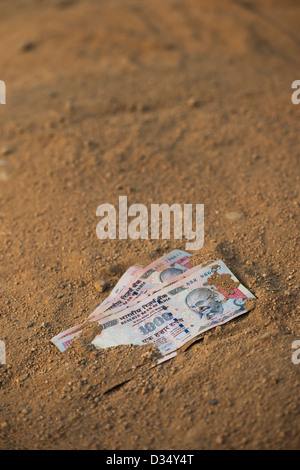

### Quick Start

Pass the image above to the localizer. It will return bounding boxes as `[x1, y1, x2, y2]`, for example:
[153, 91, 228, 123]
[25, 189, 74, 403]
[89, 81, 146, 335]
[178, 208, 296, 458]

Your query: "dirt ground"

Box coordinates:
[0, 0, 299, 450]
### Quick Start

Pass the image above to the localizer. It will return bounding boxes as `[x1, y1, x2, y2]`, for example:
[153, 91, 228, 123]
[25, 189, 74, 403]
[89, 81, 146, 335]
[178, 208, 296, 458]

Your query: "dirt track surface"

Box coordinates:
[0, 0, 299, 450]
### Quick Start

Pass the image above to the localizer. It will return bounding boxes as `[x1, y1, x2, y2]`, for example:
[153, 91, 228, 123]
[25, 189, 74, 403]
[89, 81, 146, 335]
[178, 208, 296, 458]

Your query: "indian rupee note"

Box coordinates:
[52, 249, 192, 351]
[91, 260, 255, 358]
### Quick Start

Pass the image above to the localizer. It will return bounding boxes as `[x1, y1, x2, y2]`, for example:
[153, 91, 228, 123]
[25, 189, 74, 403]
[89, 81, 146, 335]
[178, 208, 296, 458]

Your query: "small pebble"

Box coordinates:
[225, 212, 242, 221]
[187, 97, 200, 107]
[209, 398, 218, 405]
[215, 435, 224, 445]
[260, 332, 272, 340]
[0, 170, 9, 181]
[94, 280, 108, 292]
[1, 148, 11, 156]
[20, 41, 36, 52]
[65, 99, 74, 113]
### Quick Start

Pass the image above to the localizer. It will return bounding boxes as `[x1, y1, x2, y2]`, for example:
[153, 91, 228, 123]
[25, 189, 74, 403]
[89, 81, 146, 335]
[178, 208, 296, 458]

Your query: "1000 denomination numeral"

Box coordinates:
[139, 312, 173, 335]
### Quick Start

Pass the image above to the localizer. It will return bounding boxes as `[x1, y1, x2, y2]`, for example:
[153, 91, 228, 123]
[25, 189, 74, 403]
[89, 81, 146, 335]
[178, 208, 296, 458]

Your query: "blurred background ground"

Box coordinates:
[0, 0, 299, 449]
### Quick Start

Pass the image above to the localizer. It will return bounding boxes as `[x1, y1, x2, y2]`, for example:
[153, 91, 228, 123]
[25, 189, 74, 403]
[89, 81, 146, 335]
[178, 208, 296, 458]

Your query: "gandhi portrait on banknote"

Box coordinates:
[185, 288, 224, 319]
[160, 267, 184, 283]
[160, 261, 189, 283]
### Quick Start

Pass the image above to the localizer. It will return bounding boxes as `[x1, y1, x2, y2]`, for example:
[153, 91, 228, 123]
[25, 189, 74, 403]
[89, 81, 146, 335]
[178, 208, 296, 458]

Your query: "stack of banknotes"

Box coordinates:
[52, 250, 255, 362]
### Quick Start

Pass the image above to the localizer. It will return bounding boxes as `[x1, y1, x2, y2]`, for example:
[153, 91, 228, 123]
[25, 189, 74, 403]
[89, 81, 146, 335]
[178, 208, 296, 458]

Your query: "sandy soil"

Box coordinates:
[0, 0, 299, 450]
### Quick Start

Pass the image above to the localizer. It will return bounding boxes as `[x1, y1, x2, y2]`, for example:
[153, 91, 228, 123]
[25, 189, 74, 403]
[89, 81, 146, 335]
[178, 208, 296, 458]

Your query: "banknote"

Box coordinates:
[92, 249, 193, 317]
[91, 260, 255, 358]
[52, 249, 193, 351]
[86, 258, 217, 325]
[93, 264, 144, 312]
[51, 264, 143, 351]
